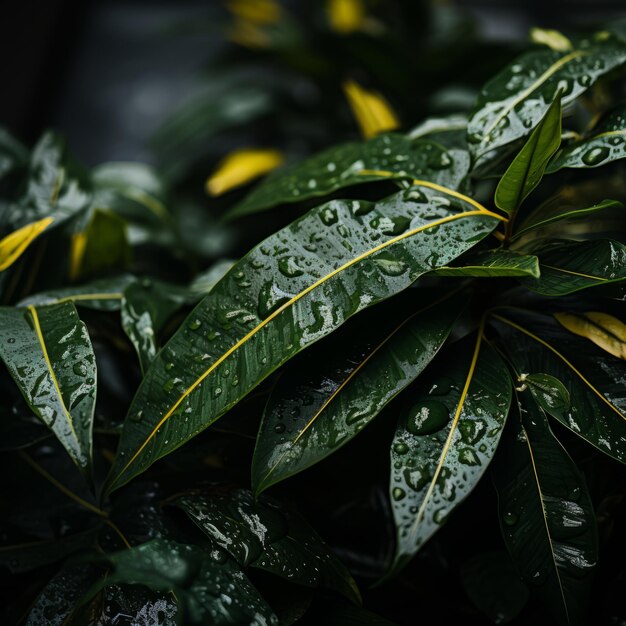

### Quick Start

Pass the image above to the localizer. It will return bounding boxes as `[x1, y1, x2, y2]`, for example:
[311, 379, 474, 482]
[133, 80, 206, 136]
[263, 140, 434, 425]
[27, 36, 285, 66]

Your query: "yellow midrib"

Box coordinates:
[113, 206, 504, 486]
[541, 264, 608, 281]
[492, 314, 624, 419]
[27, 305, 81, 450]
[481, 50, 586, 144]
[407, 318, 486, 545]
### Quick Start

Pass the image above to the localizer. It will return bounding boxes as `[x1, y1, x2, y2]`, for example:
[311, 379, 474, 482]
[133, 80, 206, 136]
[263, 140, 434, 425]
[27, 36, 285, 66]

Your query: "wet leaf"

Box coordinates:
[107, 187, 502, 492]
[227, 134, 470, 218]
[389, 332, 512, 572]
[252, 295, 461, 493]
[492, 310, 626, 463]
[493, 394, 598, 626]
[520, 239, 626, 296]
[174, 489, 359, 601]
[84, 539, 278, 625]
[524, 373, 571, 415]
[468, 39, 626, 161]
[0, 303, 96, 471]
[548, 105, 626, 171]
[494, 93, 562, 214]
[433, 249, 540, 277]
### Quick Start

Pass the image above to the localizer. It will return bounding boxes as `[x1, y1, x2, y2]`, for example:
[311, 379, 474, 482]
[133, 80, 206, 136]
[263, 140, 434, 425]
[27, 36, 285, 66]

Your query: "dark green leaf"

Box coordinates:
[84, 539, 278, 626]
[227, 134, 469, 218]
[174, 489, 359, 602]
[494, 94, 562, 214]
[520, 239, 626, 295]
[433, 249, 540, 277]
[252, 295, 462, 494]
[548, 105, 626, 171]
[0, 303, 96, 471]
[492, 310, 626, 463]
[468, 40, 626, 161]
[525, 373, 571, 415]
[389, 332, 511, 571]
[493, 394, 598, 626]
[107, 187, 502, 492]
[513, 198, 622, 240]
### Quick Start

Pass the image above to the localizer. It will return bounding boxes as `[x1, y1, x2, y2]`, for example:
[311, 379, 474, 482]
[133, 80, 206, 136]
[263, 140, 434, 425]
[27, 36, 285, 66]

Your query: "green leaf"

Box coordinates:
[18, 275, 135, 310]
[460, 551, 529, 624]
[408, 114, 468, 147]
[468, 40, 626, 161]
[433, 249, 540, 277]
[252, 294, 462, 494]
[0, 127, 28, 180]
[494, 94, 562, 214]
[174, 489, 359, 602]
[107, 187, 503, 492]
[493, 394, 598, 626]
[84, 539, 278, 626]
[0, 303, 96, 471]
[520, 239, 626, 296]
[492, 310, 626, 463]
[548, 105, 626, 171]
[227, 134, 470, 218]
[389, 332, 512, 572]
[512, 198, 622, 240]
[524, 373, 571, 414]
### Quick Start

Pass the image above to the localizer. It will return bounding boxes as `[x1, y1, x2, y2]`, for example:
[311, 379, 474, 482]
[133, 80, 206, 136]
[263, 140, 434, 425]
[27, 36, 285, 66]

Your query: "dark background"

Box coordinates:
[1, 0, 625, 165]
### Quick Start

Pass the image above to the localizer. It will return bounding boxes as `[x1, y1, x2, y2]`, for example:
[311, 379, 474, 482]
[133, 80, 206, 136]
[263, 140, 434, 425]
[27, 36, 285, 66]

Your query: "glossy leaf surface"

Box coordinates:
[468, 41, 626, 160]
[389, 333, 511, 570]
[548, 105, 626, 171]
[433, 249, 540, 277]
[108, 187, 502, 491]
[493, 395, 598, 626]
[252, 295, 461, 493]
[174, 489, 359, 600]
[86, 539, 277, 625]
[492, 310, 626, 463]
[0, 217, 54, 272]
[521, 239, 626, 295]
[494, 94, 561, 214]
[227, 134, 469, 218]
[0, 303, 96, 470]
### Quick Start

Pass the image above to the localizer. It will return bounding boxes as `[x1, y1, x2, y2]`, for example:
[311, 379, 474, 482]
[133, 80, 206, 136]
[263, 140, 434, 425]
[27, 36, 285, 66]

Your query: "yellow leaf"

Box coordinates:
[0, 217, 54, 272]
[327, 0, 365, 34]
[69, 232, 88, 281]
[555, 311, 626, 360]
[229, 19, 271, 48]
[206, 149, 284, 196]
[226, 0, 282, 24]
[530, 27, 572, 52]
[343, 80, 400, 139]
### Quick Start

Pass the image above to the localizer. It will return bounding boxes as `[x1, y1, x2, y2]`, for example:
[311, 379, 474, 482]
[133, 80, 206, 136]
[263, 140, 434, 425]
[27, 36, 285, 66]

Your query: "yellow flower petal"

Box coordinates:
[0, 217, 54, 272]
[227, 0, 282, 24]
[555, 311, 626, 360]
[206, 149, 285, 196]
[343, 80, 400, 139]
[327, 0, 365, 34]
[530, 27, 572, 52]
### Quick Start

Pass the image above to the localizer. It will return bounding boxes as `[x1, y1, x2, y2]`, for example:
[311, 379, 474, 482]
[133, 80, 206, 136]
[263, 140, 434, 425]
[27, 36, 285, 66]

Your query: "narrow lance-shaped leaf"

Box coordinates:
[491, 310, 626, 463]
[0, 302, 96, 471]
[173, 489, 359, 602]
[252, 293, 463, 494]
[548, 105, 626, 171]
[512, 198, 622, 240]
[389, 330, 512, 573]
[107, 186, 504, 492]
[0, 217, 54, 272]
[493, 393, 598, 626]
[432, 249, 540, 278]
[468, 39, 626, 160]
[343, 80, 400, 139]
[494, 94, 562, 214]
[520, 239, 626, 296]
[227, 134, 469, 218]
